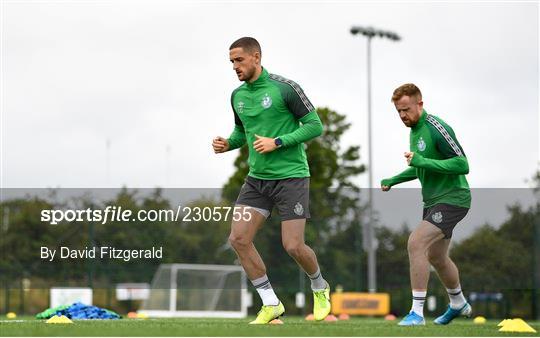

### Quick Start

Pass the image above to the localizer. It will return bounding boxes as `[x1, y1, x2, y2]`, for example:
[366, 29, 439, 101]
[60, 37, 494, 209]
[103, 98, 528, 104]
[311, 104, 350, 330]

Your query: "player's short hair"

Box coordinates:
[229, 37, 262, 56]
[392, 83, 422, 102]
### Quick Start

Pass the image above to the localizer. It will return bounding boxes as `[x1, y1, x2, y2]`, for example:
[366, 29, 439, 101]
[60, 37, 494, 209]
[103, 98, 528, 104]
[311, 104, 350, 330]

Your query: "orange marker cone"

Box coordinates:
[338, 313, 350, 320]
[324, 314, 338, 322]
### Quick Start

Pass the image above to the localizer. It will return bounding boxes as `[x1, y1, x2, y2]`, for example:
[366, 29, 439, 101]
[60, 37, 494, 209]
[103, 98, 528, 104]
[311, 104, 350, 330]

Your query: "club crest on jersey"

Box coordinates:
[237, 101, 245, 114]
[261, 93, 272, 109]
[432, 212, 443, 224]
[294, 202, 304, 216]
[417, 137, 426, 152]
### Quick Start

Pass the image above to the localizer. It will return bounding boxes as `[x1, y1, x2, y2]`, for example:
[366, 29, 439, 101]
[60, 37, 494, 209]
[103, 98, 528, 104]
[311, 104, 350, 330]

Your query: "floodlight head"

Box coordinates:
[386, 31, 401, 41]
[351, 26, 368, 35]
[350, 25, 401, 41]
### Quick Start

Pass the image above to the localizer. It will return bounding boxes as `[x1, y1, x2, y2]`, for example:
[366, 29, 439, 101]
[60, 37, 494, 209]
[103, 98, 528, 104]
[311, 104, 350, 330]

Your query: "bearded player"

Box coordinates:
[212, 37, 331, 324]
[381, 84, 472, 326]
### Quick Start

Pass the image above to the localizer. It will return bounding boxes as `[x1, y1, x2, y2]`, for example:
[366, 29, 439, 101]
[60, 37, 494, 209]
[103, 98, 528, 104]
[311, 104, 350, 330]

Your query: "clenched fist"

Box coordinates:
[212, 136, 230, 153]
[253, 134, 278, 154]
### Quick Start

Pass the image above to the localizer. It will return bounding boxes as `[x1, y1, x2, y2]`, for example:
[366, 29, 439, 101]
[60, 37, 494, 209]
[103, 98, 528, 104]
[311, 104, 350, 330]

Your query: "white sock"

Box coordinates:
[251, 274, 279, 306]
[447, 285, 467, 309]
[411, 290, 426, 317]
[307, 267, 327, 291]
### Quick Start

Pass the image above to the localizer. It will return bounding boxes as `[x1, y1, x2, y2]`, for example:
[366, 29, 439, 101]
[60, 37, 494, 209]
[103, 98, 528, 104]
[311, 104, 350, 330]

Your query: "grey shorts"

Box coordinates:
[236, 176, 310, 221]
[423, 203, 469, 239]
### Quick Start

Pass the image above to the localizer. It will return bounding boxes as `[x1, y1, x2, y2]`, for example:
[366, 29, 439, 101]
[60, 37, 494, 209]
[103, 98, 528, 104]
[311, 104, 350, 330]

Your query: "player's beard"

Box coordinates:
[243, 66, 257, 82]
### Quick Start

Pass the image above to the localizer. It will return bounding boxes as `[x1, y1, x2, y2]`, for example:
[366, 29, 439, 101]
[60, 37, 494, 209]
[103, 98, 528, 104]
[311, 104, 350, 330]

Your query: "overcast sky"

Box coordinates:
[1, 0, 538, 189]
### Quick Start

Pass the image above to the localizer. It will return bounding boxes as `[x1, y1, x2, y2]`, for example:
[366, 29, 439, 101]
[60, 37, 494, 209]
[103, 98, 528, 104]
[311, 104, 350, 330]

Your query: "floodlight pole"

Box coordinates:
[533, 206, 540, 319]
[350, 26, 401, 293]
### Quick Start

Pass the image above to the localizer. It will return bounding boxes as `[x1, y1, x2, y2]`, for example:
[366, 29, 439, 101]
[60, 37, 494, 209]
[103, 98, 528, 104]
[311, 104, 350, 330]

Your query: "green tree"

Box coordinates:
[451, 203, 537, 318]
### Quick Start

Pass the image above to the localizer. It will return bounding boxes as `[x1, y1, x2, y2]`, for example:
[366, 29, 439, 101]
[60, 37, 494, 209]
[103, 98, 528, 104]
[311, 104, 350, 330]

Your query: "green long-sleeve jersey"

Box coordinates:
[227, 68, 323, 180]
[381, 110, 471, 208]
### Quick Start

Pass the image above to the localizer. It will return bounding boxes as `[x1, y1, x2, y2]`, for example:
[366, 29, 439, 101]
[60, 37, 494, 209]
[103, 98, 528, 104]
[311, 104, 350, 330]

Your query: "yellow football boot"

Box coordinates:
[313, 284, 331, 321]
[249, 302, 285, 324]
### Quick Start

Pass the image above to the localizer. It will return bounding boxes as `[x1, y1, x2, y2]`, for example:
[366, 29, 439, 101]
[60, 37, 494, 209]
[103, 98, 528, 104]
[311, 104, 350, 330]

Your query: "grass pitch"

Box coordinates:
[0, 316, 538, 336]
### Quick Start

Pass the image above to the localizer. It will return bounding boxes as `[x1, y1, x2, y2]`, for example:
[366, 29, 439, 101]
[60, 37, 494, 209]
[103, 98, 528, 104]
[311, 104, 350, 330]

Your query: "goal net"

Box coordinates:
[139, 264, 248, 318]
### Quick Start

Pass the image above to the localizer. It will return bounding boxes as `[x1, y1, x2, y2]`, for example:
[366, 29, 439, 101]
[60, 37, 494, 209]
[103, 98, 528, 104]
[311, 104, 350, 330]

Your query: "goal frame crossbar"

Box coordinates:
[140, 263, 248, 318]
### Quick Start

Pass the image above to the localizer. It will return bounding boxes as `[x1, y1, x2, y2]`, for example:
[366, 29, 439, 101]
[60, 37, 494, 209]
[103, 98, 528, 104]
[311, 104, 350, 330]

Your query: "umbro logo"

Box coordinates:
[237, 101, 245, 114]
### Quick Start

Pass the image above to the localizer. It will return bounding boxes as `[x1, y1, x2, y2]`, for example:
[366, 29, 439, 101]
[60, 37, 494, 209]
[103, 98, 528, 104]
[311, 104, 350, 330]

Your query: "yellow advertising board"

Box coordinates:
[331, 292, 390, 315]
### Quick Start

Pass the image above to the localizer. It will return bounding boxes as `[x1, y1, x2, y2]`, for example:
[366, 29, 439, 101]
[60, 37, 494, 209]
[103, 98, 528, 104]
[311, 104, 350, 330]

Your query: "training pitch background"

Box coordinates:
[0, 316, 539, 337]
[1, 0, 538, 190]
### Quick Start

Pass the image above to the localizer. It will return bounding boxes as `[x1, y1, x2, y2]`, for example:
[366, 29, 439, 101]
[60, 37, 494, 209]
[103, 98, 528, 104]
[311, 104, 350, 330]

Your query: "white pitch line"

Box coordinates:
[0, 320, 27, 323]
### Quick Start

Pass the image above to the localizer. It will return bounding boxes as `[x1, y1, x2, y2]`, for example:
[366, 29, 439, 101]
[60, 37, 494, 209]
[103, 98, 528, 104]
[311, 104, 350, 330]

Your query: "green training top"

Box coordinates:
[227, 68, 323, 180]
[381, 110, 471, 208]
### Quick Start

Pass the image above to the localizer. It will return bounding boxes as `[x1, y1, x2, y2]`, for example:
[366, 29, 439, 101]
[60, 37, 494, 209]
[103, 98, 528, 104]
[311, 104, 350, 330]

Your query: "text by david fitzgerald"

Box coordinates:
[41, 247, 162, 262]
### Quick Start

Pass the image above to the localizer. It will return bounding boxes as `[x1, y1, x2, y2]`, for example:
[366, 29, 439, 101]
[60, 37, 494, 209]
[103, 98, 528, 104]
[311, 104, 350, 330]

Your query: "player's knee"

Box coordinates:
[428, 253, 448, 269]
[228, 233, 251, 251]
[407, 236, 423, 256]
[283, 241, 303, 258]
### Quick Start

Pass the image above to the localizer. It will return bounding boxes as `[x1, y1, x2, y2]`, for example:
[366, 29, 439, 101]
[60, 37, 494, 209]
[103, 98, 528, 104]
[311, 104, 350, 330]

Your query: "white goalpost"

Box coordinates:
[139, 264, 248, 318]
